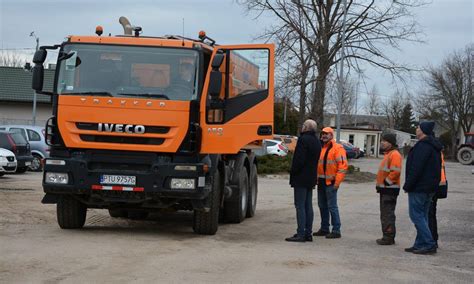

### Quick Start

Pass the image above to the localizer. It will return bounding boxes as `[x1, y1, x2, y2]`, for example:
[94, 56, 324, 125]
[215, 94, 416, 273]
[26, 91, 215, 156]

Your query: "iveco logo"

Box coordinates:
[98, 123, 146, 134]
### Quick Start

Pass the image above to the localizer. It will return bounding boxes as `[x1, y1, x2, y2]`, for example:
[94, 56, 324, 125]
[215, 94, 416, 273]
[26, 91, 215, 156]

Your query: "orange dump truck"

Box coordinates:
[32, 17, 274, 235]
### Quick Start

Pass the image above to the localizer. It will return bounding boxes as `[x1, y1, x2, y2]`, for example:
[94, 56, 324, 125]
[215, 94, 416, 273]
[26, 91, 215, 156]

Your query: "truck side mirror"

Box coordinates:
[211, 53, 224, 69]
[208, 53, 225, 101]
[33, 50, 47, 64]
[32, 65, 44, 91]
[208, 70, 221, 100]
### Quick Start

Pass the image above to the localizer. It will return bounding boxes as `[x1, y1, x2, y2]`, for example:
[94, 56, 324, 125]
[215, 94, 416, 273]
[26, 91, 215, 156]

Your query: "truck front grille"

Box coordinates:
[80, 135, 164, 145]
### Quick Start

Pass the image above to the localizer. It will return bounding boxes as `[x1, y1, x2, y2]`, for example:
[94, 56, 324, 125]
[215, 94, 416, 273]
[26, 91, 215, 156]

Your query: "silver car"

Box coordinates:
[0, 125, 50, 171]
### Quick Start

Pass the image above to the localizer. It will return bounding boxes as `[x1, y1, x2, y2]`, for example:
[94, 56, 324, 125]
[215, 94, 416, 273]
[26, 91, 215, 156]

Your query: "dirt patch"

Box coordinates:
[344, 171, 377, 183]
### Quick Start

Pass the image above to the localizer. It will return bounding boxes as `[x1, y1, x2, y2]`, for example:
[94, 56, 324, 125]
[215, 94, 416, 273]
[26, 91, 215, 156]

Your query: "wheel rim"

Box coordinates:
[461, 151, 471, 161]
[29, 156, 41, 171]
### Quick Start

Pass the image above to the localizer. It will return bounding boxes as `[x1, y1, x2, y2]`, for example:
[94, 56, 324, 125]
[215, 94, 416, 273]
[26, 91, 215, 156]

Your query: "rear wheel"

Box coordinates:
[193, 170, 220, 235]
[224, 168, 249, 223]
[246, 163, 258, 218]
[457, 147, 473, 165]
[57, 195, 87, 229]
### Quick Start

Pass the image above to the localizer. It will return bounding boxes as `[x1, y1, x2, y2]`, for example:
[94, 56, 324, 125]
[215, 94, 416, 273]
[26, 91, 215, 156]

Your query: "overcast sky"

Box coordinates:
[1, 0, 472, 111]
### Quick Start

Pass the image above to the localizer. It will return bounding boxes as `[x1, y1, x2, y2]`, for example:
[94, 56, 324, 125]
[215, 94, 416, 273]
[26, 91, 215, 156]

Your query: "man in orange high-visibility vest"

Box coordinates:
[313, 127, 348, 239]
[375, 133, 402, 245]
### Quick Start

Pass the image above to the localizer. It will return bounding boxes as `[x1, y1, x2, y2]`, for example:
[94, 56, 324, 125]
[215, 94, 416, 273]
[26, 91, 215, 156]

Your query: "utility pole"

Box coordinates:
[336, 0, 348, 142]
[30, 32, 39, 126]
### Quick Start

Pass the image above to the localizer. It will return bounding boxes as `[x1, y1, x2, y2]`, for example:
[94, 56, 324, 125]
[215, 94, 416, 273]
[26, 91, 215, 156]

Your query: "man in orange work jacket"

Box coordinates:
[429, 151, 447, 248]
[375, 133, 402, 245]
[313, 127, 348, 239]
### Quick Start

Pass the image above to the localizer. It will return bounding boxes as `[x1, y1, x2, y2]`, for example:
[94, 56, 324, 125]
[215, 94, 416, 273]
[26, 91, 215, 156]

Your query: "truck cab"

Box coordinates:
[31, 18, 274, 235]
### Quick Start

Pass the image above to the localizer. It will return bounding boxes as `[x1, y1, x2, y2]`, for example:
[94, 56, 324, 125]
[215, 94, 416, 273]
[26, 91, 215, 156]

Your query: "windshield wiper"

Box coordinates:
[118, 93, 170, 100]
[65, 91, 113, 97]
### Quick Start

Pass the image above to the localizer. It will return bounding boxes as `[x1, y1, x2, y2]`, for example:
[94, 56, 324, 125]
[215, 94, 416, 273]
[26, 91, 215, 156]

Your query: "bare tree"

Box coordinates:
[417, 45, 473, 157]
[256, 6, 315, 128]
[239, 0, 424, 127]
[327, 75, 357, 115]
[0, 51, 26, 67]
[382, 91, 405, 129]
[364, 85, 382, 115]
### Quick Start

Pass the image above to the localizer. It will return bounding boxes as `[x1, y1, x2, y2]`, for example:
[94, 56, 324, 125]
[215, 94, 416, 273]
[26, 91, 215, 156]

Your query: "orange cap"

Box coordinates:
[321, 127, 334, 136]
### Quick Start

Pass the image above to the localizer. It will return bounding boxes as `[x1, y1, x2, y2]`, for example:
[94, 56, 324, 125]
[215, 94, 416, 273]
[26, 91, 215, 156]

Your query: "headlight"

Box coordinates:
[170, 178, 195, 189]
[45, 172, 69, 184]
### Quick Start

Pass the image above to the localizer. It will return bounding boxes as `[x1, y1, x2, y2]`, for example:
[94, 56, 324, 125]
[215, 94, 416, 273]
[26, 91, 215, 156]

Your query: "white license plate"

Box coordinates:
[100, 175, 136, 185]
[7, 162, 16, 167]
[25, 162, 31, 166]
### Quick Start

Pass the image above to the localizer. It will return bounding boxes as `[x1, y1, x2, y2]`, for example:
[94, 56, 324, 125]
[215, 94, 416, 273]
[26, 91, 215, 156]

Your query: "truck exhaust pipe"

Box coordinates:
[119, 16, 133, 35]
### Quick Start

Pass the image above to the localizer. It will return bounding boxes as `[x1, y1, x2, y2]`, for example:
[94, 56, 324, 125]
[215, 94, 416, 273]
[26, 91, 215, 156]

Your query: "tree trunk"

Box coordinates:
[311, 70, 328, 129]
[298, 77, 307, 130]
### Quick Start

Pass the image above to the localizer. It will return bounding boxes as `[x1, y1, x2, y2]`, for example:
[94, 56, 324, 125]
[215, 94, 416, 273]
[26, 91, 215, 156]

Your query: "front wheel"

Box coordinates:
[57, 195, 87, 229]
[193, 170, 220, 235]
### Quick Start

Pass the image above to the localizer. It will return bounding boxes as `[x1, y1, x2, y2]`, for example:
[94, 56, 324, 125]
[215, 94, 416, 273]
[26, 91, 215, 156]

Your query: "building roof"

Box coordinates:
[0, 66, 54, 103]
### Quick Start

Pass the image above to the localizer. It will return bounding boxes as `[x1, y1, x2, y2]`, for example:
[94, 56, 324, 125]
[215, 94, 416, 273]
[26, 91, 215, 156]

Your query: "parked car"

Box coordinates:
[0, 131, 34, 173]
[273, 134, 298, 152]
[0, 148, 17, 176]
[265, 139, 289, 157]
[342, 143, 358, 159]
[0, 125, 49, 171]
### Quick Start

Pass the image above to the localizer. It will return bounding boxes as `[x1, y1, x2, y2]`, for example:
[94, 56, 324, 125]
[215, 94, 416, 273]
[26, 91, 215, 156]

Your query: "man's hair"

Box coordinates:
[303, 119, 317, 132]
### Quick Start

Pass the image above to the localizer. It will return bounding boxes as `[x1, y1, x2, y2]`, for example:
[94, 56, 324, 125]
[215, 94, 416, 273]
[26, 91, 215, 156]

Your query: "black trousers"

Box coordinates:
[428, 195, 438, 242]
[380, 193, 398, 239]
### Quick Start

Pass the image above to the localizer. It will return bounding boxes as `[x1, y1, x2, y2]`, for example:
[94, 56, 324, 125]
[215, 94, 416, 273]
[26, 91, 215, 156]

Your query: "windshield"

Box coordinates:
[56, 44, 200, 101]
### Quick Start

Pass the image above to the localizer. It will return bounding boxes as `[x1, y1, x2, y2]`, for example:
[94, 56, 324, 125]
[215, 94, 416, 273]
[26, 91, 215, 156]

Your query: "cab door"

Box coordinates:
[199, 44, 274, 154]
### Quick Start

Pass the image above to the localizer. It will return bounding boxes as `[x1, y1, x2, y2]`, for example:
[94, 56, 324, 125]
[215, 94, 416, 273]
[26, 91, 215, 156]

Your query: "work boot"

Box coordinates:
[313, 229, 330, 237]
[412, 247, 437, 255]
[404, 247, 416, 252]
[325, 232, 341, 239]
[285, 234, 306, 242]
[376, 237, 395, 245]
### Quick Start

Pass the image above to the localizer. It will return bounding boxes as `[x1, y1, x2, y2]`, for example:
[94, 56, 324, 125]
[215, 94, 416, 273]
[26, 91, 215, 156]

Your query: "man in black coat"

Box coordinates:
[286, 119, 322, 242]
[403, 121, 442, 255]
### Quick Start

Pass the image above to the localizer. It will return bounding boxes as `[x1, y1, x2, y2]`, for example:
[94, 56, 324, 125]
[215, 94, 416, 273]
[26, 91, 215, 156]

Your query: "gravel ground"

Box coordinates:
[0, 158, 473, 283]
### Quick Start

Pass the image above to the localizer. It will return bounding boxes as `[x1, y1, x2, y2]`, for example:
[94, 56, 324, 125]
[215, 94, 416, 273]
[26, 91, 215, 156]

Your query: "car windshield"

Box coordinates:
[56, 44, 200, 101]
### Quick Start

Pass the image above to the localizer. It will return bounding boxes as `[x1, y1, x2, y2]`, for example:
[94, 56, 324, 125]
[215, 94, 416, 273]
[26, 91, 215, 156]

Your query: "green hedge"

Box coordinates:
[256, 153, 293, 174]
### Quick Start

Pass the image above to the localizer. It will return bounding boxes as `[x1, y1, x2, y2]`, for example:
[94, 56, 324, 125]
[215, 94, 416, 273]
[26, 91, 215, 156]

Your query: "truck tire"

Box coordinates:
[246, 163, 258, 218]
[457, 147, 473, 165]
[108, 209, 127, 218]
[193, 170, 220, 235]
[57, 195, 87, 229]
[224, 169, 249, 223]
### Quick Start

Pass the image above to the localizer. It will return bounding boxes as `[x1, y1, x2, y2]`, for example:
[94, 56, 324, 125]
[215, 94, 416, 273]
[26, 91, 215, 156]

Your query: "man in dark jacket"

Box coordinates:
[403, 121, 442, 255]
[286, 119, 322, 242]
